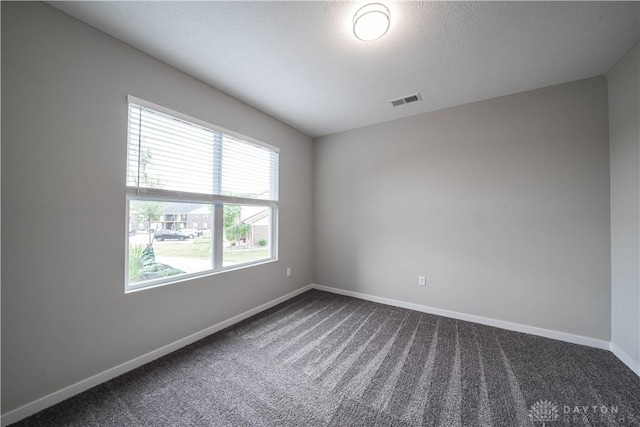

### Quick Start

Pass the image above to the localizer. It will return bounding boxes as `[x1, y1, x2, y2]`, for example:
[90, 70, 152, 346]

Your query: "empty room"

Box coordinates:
[2, 1, 640, 426]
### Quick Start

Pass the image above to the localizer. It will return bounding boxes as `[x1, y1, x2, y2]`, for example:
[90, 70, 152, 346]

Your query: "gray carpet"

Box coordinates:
[12, 290, 640, 426]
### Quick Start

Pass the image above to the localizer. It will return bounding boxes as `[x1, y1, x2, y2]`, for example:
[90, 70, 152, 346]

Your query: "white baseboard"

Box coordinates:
[610, 342, 640, 376]
[0, 284, 313, 427]
[311, 284, 611, 351]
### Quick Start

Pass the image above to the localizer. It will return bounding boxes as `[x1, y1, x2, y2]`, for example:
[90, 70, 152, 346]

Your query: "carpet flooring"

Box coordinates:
[11, 290, 640, 426]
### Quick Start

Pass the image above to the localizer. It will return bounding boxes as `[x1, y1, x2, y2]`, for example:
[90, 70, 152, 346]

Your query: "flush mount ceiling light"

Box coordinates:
[353, 3, 390, 41]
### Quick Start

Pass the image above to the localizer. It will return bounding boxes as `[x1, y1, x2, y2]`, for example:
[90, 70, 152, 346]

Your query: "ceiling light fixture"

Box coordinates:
[353, 3, 390, 42]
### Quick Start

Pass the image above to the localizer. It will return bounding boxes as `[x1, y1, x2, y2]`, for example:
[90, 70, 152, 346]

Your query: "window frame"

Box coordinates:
[124, 95, 279, 292]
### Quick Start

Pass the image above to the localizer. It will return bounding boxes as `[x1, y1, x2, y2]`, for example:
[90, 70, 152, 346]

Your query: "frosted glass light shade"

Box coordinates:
[353, 3, 390, 41]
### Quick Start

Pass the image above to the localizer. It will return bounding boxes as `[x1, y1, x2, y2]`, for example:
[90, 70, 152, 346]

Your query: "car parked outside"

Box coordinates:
[182, 228, 203, 238]
[155, 229, 191, 241]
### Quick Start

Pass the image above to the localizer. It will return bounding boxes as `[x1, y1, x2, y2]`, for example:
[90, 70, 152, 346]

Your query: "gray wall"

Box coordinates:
[1, 2, 313, 413]
[608, 43, 640, 366]
[314, 77, 611, 341]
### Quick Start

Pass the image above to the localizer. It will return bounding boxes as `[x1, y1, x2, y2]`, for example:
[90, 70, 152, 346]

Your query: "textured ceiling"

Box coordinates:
[49, 1, 639, 138]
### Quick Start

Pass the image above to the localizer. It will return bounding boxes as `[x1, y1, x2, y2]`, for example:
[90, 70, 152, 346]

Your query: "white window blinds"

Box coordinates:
[126, 98, 279, 202]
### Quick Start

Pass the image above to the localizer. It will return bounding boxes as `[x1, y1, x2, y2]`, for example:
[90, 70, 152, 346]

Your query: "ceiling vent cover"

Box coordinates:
[390, 93, 422, 107]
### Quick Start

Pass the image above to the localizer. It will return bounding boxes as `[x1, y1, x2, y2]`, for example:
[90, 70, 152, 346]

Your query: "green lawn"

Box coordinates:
[153, 235, 212, 258]
[152, 235, 268, 263]
[223, 249, 269, 263]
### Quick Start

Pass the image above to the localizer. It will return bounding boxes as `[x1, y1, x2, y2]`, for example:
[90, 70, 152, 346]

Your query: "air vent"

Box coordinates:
[390, 93, 422, 107]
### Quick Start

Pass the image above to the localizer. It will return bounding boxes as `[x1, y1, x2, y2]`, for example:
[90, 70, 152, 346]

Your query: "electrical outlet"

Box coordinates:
[286, 267, 292, 277]
[418, 276, 426, 286]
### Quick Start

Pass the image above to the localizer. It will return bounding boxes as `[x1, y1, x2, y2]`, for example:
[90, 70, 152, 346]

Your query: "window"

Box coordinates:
[125, 96, 279, 291]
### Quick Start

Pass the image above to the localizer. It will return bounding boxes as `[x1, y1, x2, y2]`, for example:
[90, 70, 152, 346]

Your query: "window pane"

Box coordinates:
[127, 105, 215, 194]
[219, 136, 278, 200]
[223, 204, 271, 267]
[128, 200, 214, 285]
[127, 103, 279, 202]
